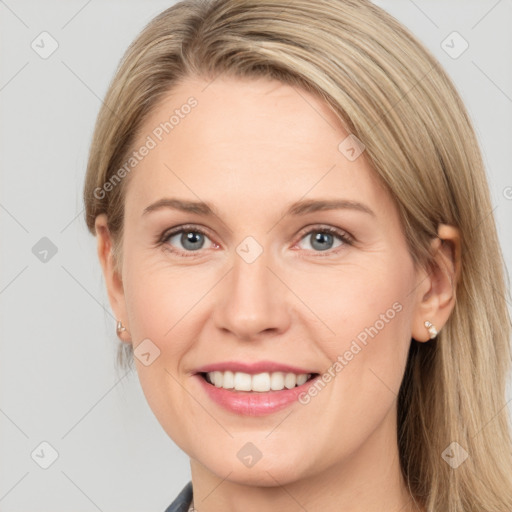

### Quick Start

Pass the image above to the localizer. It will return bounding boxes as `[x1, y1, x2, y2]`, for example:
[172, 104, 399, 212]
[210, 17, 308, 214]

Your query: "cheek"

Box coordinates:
[288, 257, 413, 349]
[120, 256, 206, 447]
[122, 248, 206, 349]
[297, 260, 414, 416]
[121, 254, 220, 422]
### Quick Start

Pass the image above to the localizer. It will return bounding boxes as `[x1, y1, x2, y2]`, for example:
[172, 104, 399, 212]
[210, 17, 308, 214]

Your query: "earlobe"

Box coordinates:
[411, 224, 461, 343]
[94, 214, 132, 343]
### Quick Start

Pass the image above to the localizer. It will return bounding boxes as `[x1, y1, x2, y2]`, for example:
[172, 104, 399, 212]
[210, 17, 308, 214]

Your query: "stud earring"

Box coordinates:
[116, 320, 126, 334]
[424, 320, 438, 340]
[116, 320, 131, 343]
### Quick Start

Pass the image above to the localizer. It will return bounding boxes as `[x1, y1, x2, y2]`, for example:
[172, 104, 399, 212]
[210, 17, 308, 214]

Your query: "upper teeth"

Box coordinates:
[206, 371, 311, 392]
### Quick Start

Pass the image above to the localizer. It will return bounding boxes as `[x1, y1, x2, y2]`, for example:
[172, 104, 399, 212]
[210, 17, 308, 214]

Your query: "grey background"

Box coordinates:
[0, 1, 511, 511]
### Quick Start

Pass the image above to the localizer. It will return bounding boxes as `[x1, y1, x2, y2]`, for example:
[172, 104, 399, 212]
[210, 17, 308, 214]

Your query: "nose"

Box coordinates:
[212, 248, 292, 341]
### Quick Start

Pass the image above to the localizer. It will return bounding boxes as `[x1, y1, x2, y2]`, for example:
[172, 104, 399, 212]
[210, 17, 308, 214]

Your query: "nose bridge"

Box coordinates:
[234, 246, 275, 303]
[213, 240, 290, 338]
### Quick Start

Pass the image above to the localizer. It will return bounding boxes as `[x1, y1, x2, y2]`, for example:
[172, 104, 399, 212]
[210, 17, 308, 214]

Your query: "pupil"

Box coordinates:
[182, 231, 203, 250]
[311, 232, 332, 251]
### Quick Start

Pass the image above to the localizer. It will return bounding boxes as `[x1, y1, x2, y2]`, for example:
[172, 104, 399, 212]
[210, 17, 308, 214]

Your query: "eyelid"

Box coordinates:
[158, 223, 212, 244]
[295, 224, 354, 245]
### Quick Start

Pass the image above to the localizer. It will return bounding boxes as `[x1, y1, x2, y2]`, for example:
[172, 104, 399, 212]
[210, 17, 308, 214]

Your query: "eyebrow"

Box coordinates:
[142, 197, 375, 218]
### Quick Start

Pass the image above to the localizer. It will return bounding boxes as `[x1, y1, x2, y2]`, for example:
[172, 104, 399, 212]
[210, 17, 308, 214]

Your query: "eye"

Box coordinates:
[159, 225, 217, 256]
[158, 224, 353, 257]
[295, 226, 353, 255]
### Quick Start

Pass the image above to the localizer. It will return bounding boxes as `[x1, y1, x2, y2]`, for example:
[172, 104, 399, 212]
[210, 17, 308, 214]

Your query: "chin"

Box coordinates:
[195, 448, 312, 487]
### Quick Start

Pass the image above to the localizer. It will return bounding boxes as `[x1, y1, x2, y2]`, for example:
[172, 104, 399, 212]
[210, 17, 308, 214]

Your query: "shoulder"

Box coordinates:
[163, 481, 193, 512]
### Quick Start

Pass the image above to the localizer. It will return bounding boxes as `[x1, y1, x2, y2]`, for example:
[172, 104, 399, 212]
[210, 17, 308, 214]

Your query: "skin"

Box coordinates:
[95, 75, 460, 512]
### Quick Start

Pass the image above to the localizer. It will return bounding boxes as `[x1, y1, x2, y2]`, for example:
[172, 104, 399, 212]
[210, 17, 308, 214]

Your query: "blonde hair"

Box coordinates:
[83, 0, 512, 509]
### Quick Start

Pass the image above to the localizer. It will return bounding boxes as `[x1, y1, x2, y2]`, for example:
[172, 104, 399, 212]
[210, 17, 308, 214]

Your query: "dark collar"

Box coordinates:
[164, 481, 193, 512]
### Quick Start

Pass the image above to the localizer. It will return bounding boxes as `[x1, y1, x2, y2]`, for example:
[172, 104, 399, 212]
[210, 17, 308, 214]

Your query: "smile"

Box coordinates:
[201, 370, 317, 392]
[194, 370, 321, 416]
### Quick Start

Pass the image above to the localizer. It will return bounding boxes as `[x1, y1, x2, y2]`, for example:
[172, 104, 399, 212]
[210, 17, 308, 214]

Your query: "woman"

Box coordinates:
[83, 0, 512, 510]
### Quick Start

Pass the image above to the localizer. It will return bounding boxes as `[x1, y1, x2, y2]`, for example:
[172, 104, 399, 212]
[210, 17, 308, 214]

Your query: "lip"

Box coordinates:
[193, 372, 321, 416]
[193, 360, 317, 375]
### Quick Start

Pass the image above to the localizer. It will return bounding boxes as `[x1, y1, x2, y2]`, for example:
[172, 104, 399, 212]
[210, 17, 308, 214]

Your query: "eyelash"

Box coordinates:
[157, 224, 354, 258]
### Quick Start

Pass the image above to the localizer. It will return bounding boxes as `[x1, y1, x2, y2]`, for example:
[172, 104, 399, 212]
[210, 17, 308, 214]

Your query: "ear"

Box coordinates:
[411, 224, 461, 342]
[95, 214, 131, 343]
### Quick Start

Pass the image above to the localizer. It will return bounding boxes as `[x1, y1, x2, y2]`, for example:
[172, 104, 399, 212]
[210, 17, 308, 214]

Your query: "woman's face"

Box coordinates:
[102, 75, 432, 486]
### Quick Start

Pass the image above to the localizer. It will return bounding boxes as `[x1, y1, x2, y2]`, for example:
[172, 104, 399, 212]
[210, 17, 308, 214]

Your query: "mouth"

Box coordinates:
[198, 371, 320, 393]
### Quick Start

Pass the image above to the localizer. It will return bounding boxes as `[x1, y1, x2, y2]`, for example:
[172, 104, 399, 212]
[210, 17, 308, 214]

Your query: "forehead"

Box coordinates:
[124, 75, 392, 218]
